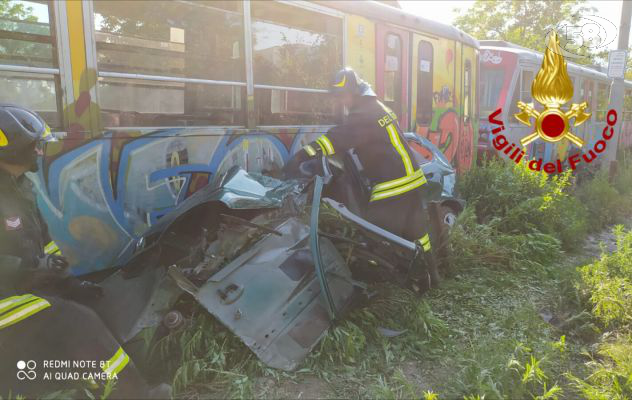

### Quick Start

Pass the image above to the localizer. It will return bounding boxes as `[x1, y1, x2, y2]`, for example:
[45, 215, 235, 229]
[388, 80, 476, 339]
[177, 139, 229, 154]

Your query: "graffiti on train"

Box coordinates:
[34, 127, 326, 275]
[416, 110, 474, 174]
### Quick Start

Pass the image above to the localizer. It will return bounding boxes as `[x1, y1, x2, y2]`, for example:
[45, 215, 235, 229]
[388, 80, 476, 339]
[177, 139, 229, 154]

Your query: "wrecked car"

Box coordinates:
[86, 132, 463, 371]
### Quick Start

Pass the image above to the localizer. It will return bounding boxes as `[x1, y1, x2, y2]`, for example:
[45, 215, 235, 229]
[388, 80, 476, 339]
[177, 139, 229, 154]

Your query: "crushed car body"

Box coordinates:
[85, 132, 463, 371]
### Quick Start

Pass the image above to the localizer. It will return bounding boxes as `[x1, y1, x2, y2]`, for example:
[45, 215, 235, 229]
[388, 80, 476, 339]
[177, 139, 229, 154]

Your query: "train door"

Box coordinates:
[410, 34, 439, 134]
[583, 78, 596, 147]
[459, 44, 477, 171]
[410, 34, 460, 164]
[376, 24, 410, 126]
[574, 76, 588, 145]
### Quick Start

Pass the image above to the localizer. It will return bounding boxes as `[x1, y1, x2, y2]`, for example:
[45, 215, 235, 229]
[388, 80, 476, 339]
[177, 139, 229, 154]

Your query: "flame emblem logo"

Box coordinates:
[514, 31, 591, 147]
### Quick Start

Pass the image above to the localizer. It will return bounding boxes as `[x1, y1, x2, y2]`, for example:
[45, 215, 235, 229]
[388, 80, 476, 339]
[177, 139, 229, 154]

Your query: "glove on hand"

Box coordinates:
[37, 254, 69, 273]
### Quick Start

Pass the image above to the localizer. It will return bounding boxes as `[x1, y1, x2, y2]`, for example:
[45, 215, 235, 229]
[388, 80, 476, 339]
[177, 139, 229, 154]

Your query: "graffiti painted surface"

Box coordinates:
[412, 37, 478, 174]
[35, 127, 328, 275]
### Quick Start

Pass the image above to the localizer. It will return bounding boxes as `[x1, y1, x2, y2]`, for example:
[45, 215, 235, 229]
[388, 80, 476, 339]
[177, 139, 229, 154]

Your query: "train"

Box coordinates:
[0, 0, 629, 274]
[478, 40, 632, 165]
[0, 0, 478, 273]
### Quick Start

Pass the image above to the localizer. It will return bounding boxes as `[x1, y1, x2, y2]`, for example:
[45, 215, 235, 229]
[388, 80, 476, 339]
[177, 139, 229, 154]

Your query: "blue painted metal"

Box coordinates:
[34, 126, 329, 275]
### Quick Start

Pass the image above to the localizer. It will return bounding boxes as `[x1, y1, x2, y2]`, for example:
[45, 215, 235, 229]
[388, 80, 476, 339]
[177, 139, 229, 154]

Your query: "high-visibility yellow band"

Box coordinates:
[0, 294, 36, 314]
[42, 124, 52, 138]
[303, 144, 317, 157]
[102, 347, 130, 377]
[317, 135, 335, 155]
[0, 297, 50, 330]
[0, 128, 8, 147]
[315, 140, 326, 154]
[333, 75, 346, 87]
[418, 234, 431, 252]
[45, 241, 61, 255]
[373, 169, 425, 193]
[369, 174, 426, 201]
[386, 123, 413, 176]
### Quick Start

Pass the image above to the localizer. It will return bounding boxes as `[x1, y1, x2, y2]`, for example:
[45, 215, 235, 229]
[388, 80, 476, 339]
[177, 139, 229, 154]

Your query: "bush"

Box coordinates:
[457, 159, 588, 250]
[579, 225, 632, 329]
[614, 162, 632, 197]
[447, 206, 562, 272]
[570, 335, 632, 400]
[574, 172, 631, 231]
[570, 226, 632, 399]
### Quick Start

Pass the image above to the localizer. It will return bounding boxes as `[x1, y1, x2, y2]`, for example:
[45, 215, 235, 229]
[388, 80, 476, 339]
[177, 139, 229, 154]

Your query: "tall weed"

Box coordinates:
[574, 172, 632, 231]
[457, 159, 588, 249]
[570, 227, 632, 398]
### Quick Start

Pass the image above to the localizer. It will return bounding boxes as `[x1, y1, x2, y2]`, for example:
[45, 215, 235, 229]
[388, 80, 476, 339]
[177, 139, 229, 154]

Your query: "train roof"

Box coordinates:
[480, 40, 632, 87]
[315, 1, 479, 49]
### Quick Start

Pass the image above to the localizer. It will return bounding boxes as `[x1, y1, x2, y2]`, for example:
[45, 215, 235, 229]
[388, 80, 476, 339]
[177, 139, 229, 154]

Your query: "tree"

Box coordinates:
[453, 0, 602, 65]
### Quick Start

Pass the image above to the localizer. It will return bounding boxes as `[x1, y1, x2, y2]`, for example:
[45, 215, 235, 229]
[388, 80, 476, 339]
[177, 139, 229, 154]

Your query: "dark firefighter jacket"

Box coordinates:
[0, 169, 51, 270]
[299, 97, 426, 202]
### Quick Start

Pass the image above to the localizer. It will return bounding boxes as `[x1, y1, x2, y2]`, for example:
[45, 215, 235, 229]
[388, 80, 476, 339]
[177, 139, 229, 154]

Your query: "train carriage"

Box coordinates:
[0, 0, 478, 273]
[478, 40, 632, 165]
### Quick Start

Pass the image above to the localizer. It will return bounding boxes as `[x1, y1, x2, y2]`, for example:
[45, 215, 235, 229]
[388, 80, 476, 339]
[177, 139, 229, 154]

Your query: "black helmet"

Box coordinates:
[330, 67, 376, 97]
[0, 104, 55, 165]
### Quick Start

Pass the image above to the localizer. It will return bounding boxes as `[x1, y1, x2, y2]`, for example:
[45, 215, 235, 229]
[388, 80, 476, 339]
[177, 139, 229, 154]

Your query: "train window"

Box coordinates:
[584, 80, 594, 118]
[251, 2, 342, 89]
[98, 79, 246, 127]
[569, 76, 576, 101]
[94, 1, 243, 81]
[521, 70, 534, 104]
[464, 60, 472, 122]
[480, 67, 505, 114]
[251, 1, 342, 125]
[625, 89, 632, 121]
[384, 33, 403, 117]
[577, 78, 585, 105]
[0, 0, 62, 128]
[93, 1, 246, 127]
[596, 83, 609, 122]
[509, 69, 535, 117]
[416, 40, 433, 125]
[254, 89, 334, 125]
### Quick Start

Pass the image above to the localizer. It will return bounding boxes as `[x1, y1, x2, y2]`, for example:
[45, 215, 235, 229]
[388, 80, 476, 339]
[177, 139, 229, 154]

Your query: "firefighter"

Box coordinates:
[290, 68, 440, 289]
[0, 104, 156, 398]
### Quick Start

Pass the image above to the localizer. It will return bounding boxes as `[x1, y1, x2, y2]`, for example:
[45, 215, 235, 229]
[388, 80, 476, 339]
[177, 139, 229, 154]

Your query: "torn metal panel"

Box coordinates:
[188, 216, 355, 371]
[92, 266, 181, 343]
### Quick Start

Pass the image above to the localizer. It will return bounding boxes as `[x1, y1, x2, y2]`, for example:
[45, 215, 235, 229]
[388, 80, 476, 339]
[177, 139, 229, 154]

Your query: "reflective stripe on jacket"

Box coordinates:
[301, 97, 426, 201]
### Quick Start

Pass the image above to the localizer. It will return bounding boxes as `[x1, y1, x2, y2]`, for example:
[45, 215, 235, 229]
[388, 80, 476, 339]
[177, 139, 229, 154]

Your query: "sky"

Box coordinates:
[398, 0, 627, 51]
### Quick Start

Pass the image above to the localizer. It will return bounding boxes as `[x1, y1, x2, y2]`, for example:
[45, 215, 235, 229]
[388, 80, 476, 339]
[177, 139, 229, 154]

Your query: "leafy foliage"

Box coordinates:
[453, 0, 601, 65]
[570, 227, 632, 399]
[579, 226, 632, 329]
[457, 159, 587, 250]
[574, 172, 632, 231]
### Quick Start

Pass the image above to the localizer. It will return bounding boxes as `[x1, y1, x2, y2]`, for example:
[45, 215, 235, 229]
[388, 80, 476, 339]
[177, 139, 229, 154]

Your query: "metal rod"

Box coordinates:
[243, 0, 255, 128]
[603, 1, 632, 171]
[0, 64, 59, 75]
[98, 71, 247, 87]
[253, 84, 329, 94]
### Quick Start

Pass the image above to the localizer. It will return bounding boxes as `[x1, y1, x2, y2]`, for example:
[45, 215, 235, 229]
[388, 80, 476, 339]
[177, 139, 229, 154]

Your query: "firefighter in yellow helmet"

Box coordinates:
[0, 105, 159, 398]
[292, 68, 440, 289]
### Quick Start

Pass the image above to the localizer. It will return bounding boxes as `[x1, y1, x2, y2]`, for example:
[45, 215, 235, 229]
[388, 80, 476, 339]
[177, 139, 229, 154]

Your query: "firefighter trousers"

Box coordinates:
[0, 294, 151, 398]
[365, 187, 439, 285]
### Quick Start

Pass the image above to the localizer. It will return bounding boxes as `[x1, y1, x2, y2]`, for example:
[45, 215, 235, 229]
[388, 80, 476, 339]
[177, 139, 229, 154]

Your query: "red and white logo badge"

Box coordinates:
[5, 216, 22, 230]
